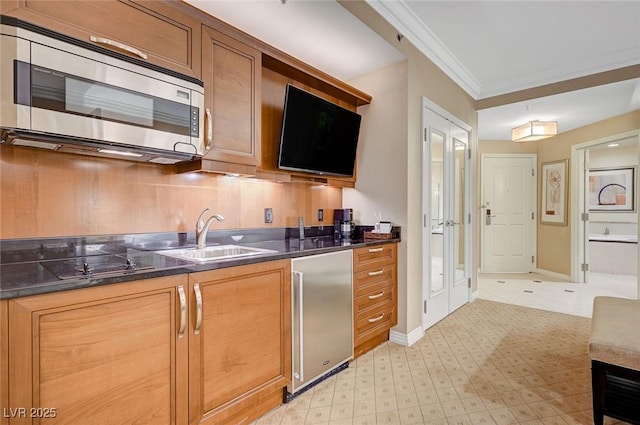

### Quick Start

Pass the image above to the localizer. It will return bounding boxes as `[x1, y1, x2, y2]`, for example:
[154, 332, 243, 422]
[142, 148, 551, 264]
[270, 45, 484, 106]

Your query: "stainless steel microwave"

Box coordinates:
[0, 16, 205, 164]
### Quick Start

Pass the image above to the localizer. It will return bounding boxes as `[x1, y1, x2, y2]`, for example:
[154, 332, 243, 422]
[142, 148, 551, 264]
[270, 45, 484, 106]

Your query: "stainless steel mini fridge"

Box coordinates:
[287, 250, 353, 397]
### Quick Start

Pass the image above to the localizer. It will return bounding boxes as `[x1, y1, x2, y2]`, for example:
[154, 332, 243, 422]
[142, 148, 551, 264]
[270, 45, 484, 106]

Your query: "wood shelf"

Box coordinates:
[262, 54, 372, 107]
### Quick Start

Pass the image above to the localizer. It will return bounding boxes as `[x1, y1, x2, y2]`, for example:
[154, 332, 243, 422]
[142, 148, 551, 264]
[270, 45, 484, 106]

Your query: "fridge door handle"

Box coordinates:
[293, 270, 304, 383]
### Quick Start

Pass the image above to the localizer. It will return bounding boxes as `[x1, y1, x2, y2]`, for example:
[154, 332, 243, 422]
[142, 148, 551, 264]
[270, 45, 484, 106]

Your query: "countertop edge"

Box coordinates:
[0, 238, 400, 300]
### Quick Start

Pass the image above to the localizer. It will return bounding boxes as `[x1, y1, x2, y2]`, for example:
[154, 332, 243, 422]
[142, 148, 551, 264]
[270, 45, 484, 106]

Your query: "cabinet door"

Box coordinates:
[7, 275, 189, 425]
[189, 260, 290, 425]
[0, 0, 201, 78]
[201, 25, 261, 169]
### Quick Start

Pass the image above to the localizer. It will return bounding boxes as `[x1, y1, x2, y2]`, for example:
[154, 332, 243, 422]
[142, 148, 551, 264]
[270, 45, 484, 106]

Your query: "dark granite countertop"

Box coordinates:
[0, 226, 400, 299]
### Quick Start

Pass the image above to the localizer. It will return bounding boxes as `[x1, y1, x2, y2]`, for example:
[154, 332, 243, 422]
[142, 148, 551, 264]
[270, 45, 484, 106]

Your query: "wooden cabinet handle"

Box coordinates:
[368, 269, 384, 276]
[368, 291, 385, 300]
[204, 108, 212, 149]
[368, 313, 385, 323]
[194, 283, 203, 335]
[177, 285, 187, 339]
[368, 247, 384, 253]
[90, 36, 148, 60]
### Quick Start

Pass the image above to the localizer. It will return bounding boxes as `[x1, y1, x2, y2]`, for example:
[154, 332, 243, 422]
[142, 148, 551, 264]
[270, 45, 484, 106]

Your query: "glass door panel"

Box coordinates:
[453, 138, 467, 284]
[431, 130, 445, 294]
[449, 134, 469, 313]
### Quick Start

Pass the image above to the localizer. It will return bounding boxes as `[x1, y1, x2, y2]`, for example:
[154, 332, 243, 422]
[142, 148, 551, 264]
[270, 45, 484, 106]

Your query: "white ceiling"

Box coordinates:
[187, 0, 405, 81]
[187, 0, 640, 141]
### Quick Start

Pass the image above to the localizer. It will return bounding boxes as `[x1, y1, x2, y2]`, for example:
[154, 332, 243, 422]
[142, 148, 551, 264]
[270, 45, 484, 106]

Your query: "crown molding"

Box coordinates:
[366, 0, 640, 100]
[366, 0, 481, 99]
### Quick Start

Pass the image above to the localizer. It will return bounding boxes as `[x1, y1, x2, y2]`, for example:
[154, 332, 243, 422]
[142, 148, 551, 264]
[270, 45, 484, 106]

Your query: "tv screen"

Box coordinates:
[277, 84, 362, 177]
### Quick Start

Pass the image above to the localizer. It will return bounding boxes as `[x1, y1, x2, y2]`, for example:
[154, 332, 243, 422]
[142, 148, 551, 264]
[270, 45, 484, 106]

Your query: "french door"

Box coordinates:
[422, 100, 471, 330]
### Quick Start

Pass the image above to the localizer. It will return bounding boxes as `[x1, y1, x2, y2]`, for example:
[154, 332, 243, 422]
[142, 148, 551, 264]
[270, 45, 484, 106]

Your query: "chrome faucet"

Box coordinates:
[196, 208, 225, 249]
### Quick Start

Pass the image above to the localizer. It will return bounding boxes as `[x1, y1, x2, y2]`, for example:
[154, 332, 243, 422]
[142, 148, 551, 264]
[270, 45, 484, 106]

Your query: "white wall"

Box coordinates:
[345, 60, 409, 331]
[340, 0, 478, 338]
[345, 61, 408, 228]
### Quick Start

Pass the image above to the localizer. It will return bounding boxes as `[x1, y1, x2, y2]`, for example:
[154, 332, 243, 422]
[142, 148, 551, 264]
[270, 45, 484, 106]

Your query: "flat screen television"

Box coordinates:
[277, 84, 362, 177]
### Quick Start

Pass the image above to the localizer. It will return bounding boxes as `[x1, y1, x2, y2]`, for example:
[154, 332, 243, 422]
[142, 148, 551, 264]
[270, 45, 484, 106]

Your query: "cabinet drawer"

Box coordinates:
[354, 281, 395, 318]
[354, 263, 396, 296]
[354, 301, 396, 347]
[353, 243, 396, 272]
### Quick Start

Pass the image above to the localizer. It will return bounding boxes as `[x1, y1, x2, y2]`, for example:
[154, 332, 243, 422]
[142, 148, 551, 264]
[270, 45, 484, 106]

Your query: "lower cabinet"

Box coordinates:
[188, 260, 291, 425]
[4, 259, 291, 425]
[7, 275, 190, 425]
[3, 249, 397, 423]
[352, 243, 398, 358]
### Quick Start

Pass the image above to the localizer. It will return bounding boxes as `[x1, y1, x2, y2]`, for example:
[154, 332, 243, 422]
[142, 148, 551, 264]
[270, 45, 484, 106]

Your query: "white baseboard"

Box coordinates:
[470, 290, 478, 301]
[535, 268, 572, 282]
[389, 326, 424, 347]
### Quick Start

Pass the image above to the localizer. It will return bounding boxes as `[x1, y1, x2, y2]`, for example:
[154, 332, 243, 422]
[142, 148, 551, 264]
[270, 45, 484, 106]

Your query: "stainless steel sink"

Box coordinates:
[156, 245, 278, 263]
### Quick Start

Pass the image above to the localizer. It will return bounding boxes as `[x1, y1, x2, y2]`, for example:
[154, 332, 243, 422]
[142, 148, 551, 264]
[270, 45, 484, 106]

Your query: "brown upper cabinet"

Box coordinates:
[0, 0, 202, 78]
[194, 25, 262, 175]
[1, 0, 372, 185]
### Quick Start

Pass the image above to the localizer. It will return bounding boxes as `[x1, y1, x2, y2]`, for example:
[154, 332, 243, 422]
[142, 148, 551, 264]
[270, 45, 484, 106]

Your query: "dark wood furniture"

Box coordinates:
[589, 296, 640, 425]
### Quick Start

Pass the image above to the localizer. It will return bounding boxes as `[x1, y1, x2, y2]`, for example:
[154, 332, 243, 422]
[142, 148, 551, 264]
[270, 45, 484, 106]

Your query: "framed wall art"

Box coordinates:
[541, 159, 568, 225]
[589, 167, 635, 212]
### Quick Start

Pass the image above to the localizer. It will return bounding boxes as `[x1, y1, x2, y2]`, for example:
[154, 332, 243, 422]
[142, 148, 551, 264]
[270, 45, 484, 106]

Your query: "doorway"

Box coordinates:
[422, 98, 471, 330]
[573, 134, 639, 293]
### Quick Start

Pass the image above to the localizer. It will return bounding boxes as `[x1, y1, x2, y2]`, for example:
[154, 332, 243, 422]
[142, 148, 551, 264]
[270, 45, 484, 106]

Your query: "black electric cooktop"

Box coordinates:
[41, 251, 156, 280]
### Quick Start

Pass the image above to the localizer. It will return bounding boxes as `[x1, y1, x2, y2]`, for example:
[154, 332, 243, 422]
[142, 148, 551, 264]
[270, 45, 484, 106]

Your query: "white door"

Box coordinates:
[422, 103, 471, 330]
[450, 127, 470, 312]
[481, 155, 536, 272]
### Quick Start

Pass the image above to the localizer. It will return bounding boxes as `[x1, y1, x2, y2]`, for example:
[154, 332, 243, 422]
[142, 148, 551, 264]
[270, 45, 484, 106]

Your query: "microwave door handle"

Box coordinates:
[90, 36, 148, 60]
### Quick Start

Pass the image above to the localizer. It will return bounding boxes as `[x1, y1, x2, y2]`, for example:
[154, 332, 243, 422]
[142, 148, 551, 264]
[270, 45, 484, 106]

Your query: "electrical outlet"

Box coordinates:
[317, 209, 324, 222]
[264, 208, 273, 224]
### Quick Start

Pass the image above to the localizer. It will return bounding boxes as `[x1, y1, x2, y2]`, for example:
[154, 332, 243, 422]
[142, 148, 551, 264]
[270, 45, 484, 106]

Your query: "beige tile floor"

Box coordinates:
[477, 272, 638, 318]
[251, 299, 632, 425]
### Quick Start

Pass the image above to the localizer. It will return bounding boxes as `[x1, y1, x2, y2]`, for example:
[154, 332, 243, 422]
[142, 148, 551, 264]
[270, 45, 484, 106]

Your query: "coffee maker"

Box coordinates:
[333, 208, 354, 240]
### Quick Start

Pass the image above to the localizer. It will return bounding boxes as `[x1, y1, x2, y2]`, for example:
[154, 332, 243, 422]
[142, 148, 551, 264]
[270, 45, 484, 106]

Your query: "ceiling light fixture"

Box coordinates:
[511, 120, 558, 142]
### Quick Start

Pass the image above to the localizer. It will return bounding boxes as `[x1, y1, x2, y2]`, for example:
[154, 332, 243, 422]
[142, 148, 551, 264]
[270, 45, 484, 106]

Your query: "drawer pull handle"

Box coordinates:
[90, 36, 148, 60]
[368, 313, 385, 323]
[368, 247, 384, 253]
[177, 285, 187, 339]
[368, 269, 384, 276]
[194, 283, 203, 335]
[368, 291, 385, 300]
